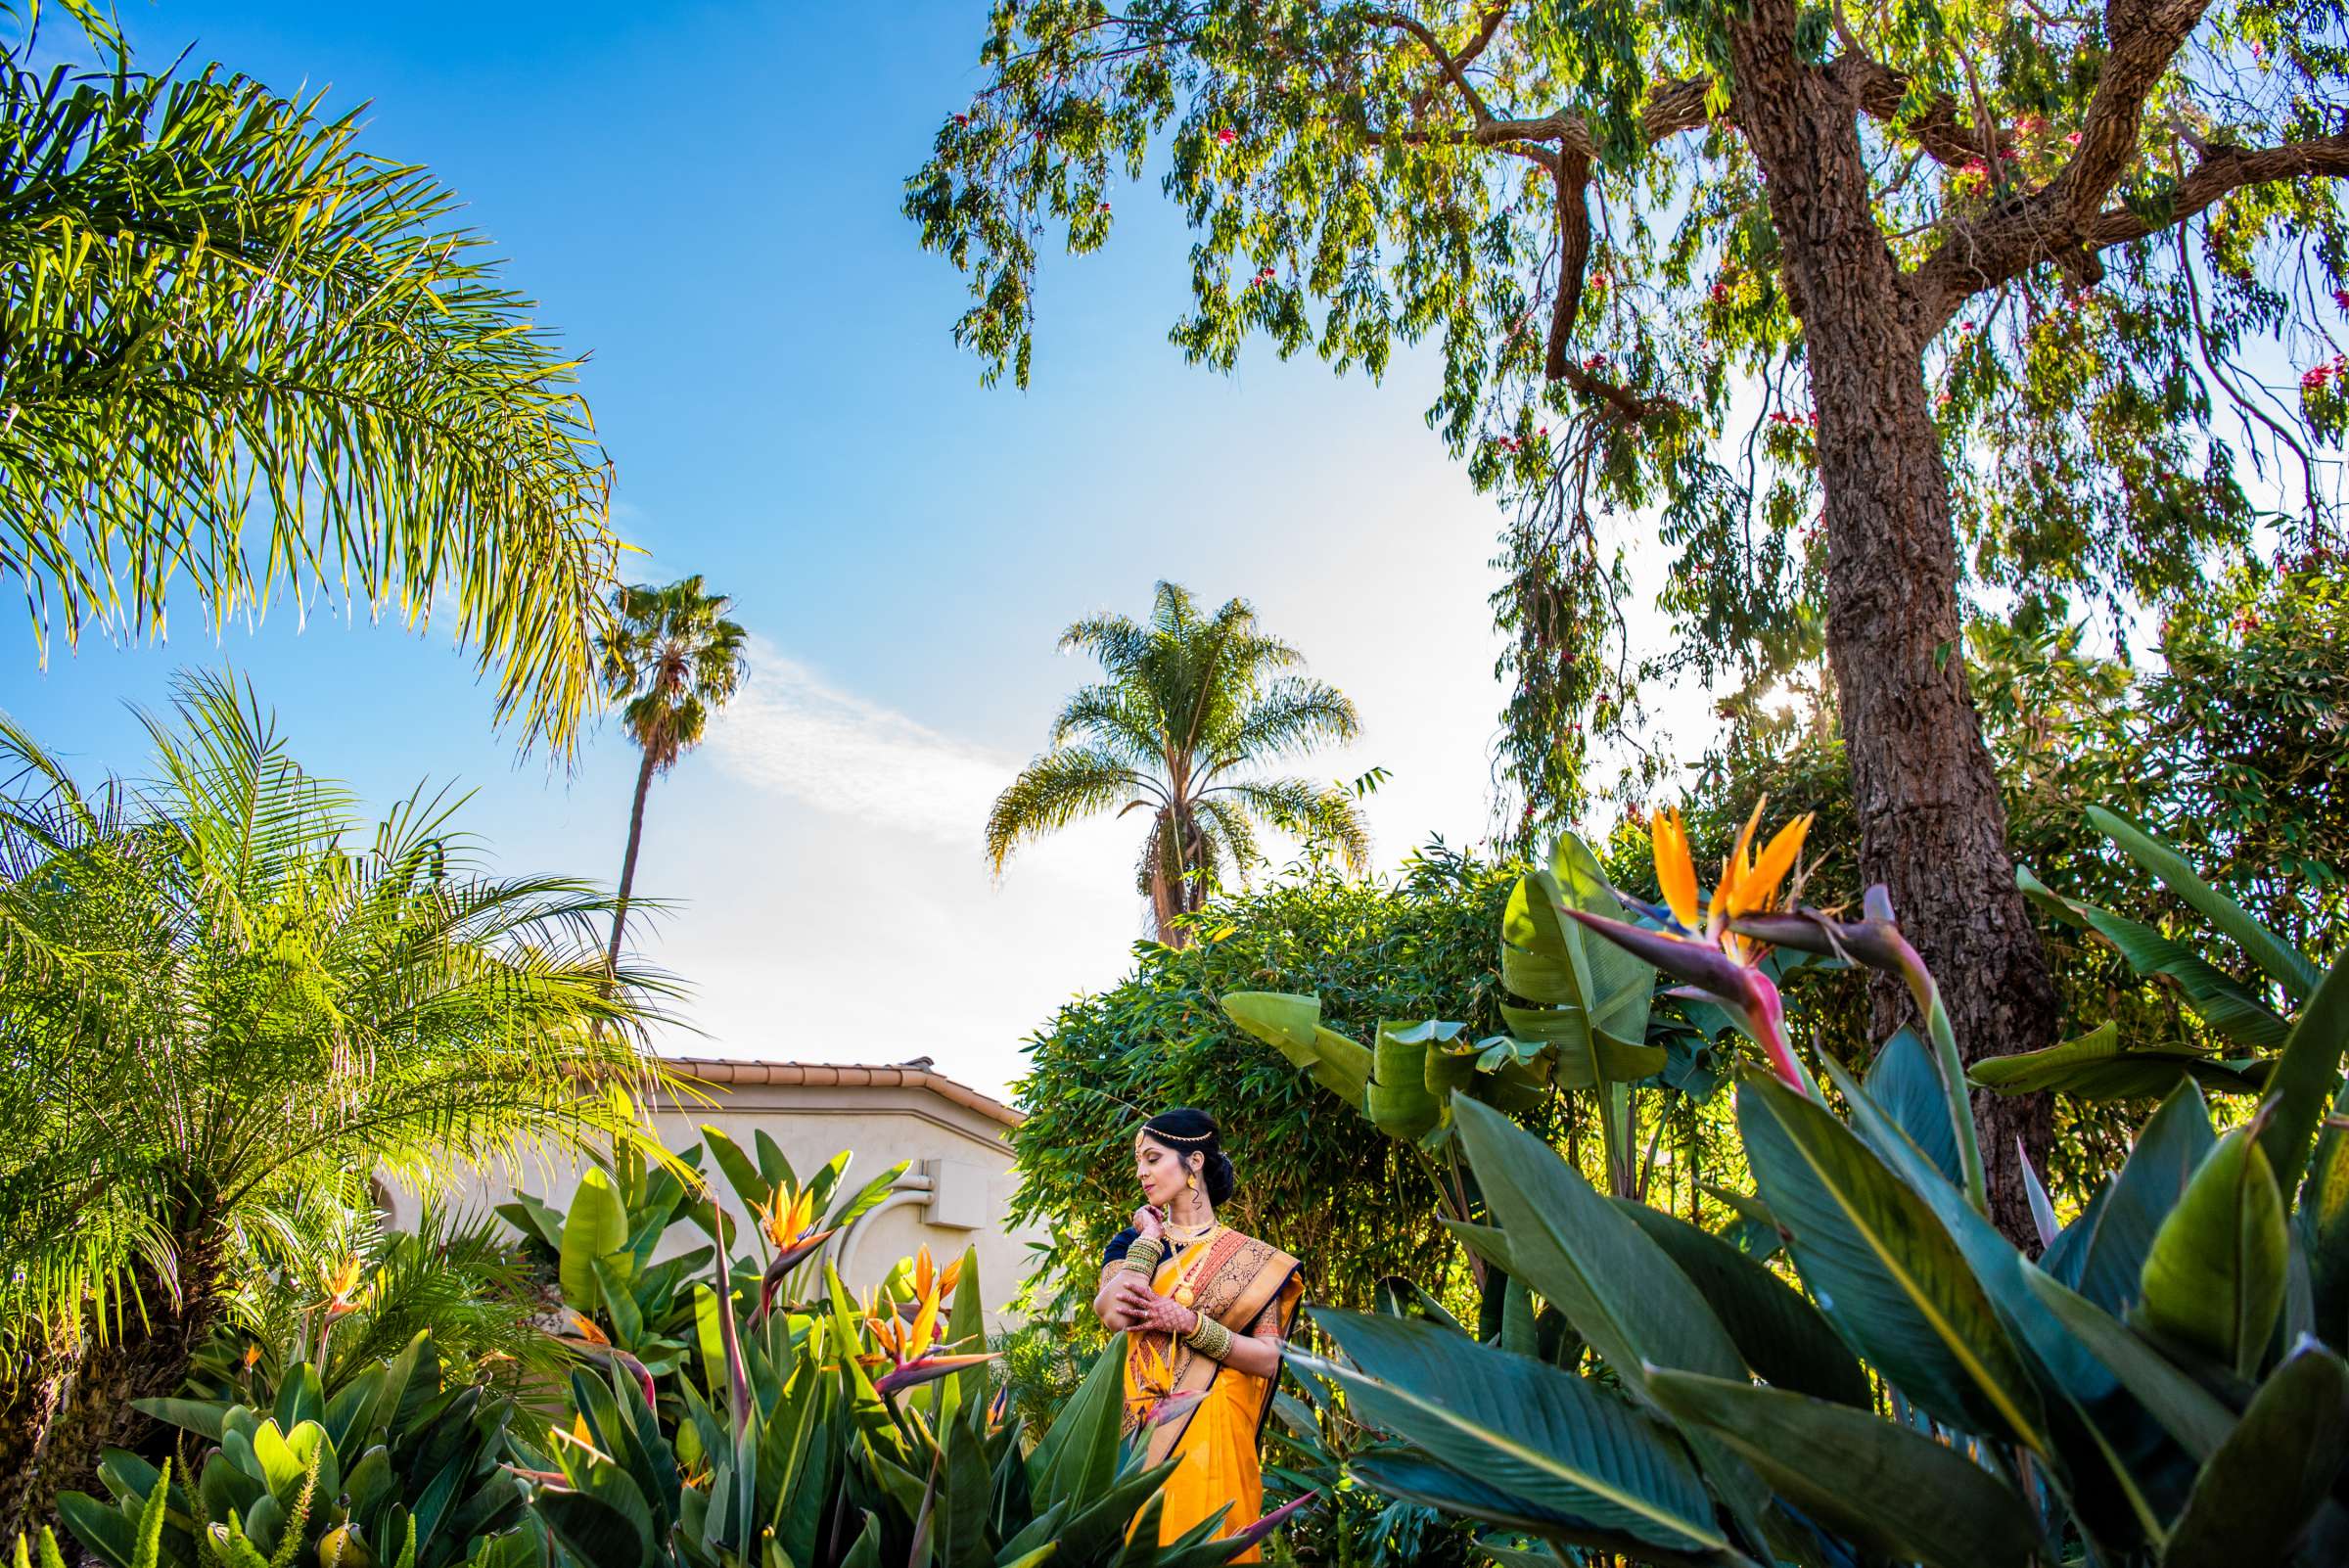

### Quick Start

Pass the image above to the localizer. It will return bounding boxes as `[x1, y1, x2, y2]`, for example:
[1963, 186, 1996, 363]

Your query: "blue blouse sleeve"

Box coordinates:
[1102, 1226, 1140, 1265]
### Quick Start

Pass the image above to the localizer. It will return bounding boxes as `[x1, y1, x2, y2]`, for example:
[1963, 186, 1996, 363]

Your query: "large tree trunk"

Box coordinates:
[0, 1231, 227, 1540]
[1727, 2, 2060, 1248]
[605, 748, 660, 979]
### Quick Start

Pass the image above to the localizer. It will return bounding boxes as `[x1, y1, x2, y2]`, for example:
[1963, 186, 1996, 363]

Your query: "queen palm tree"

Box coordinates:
[595, 576, 749, 976]
[0, 671, 671, 1537]
[988, 581, 1371, 945]
[1, 9, 621, 756]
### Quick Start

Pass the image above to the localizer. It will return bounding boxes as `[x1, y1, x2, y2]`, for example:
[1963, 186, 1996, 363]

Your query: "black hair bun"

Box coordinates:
[1203, 1149, 1236, 1206]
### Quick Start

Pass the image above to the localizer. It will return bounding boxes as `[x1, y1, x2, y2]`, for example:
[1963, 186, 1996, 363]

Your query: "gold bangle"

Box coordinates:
[1121, 1235, 1165, 1275]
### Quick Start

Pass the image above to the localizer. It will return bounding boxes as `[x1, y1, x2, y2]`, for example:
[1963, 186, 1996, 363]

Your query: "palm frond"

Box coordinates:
[0, 669, 676, 1365]
[985, 746, 1152, 873]
[1207, 676, 1362, 767]
[1047, 681, 1164, 764]
[0, 28, 622, 756]
[1209, 775, 1373, 871]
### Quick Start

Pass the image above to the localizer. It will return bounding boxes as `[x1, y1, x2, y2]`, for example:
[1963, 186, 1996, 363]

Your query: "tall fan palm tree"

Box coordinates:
[988, 582, 1370, 945]
[595, 576, 749, 976]
[1, 7, 621, 756]
[0, 671, 672, 1537]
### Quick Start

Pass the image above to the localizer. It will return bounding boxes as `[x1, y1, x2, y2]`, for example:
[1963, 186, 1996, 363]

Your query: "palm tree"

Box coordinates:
[0, 671, 672, 1537]
[595, 576, 749, 977]
[1, 9, 621, 756]
[988, 581, 1371, 945]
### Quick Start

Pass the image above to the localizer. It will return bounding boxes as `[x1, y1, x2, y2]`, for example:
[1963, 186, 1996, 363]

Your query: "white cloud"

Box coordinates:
[711, 637, 1027, 848]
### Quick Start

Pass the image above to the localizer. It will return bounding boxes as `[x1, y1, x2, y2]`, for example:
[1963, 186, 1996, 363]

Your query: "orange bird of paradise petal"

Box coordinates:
[1649, 807, 1702, 934]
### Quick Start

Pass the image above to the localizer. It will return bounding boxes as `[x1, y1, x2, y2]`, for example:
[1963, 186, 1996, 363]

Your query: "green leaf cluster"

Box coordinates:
[56, 1333, 533, 1568]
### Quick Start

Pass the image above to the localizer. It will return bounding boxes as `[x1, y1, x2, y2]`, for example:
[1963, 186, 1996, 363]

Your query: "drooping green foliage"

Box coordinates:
[986, 581, 1371, 945]
[1299, 823, 2349, 1567]
[1, 5, 622, 755]
[910, 1, 2347, 834]
[0, 671, 673, 1535]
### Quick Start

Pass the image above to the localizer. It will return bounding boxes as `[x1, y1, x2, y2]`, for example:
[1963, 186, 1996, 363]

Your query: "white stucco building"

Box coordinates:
[392, 1056, 1044, 1327]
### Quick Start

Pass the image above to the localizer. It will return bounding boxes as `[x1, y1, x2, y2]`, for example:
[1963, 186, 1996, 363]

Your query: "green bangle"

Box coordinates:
[1122, 1235, 1166, 1275]
[1182, 1314, 1233, 1360]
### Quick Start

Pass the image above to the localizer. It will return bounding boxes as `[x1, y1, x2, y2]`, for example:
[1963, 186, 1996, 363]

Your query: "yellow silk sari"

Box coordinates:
[1112, 1228, 1304, 1562]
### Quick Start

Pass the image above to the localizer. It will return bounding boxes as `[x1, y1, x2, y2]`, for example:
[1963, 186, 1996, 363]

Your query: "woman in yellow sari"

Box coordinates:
[1092, 1108, 1304, 1561]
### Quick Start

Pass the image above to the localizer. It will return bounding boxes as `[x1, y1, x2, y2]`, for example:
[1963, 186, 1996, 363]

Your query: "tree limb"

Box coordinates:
[1831, 48, 2008, 167]
[2054, 0, 2214, 222]
[1544, 150, 1594, 380]
[1370, 9, 1497, 124]
[1914, 131, 2349, 325]
[1367, 76, 1713, 162]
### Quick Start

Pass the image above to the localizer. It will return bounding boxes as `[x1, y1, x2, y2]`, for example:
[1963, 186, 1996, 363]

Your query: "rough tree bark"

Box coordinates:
[0, 1229, 228, 1541]
[1725, 0, 2060, 1247]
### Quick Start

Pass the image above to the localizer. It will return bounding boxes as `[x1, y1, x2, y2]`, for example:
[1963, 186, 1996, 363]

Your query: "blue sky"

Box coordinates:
[6, 0, 1583, 1095]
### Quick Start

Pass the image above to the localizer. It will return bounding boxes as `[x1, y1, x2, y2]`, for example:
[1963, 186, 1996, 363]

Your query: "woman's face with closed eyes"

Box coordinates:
[1133, 1132, 1192, 1209]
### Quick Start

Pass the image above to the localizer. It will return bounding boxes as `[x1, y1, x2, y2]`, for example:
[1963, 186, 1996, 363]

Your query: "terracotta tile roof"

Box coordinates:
[659, 1057, 1021, 1129]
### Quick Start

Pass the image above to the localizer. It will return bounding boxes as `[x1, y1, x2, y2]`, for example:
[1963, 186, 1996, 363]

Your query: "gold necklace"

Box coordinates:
[1166, 1225, 1221, 1308]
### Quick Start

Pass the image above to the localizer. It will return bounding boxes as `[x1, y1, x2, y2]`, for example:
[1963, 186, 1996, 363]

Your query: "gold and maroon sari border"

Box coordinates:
[1137, 1231, 1302, 1466]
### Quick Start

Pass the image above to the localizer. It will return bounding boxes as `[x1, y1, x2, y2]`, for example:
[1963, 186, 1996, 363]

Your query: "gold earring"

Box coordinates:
[1186, 1174, 1197, 1192]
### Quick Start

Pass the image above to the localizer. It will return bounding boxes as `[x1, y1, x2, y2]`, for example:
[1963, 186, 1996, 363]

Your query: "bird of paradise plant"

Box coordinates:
[749, 1182, 836, 1321]
[1571, 799, 1993, 1216]
[864, 1260, 994, 1398]
[304, 1254, 371, 1371]
[1570, 801, 1819, 1097]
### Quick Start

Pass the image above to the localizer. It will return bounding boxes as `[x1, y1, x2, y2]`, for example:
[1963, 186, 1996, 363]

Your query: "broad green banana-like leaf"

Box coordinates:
[1611, 1200, 1872, 1408]
[2134, 1125, 2288, 1380]
[1647, 1370, 2043, 1568]
[1736, 1077, 2050, 1451]
[1301, 1311, 1727, 1554]
[1442, 1219, 1518, 1278]
[1025, 1330, 1129, 1516]
[1367, 1020, 1443, 1139]
[1454, 1098, 1745, 1402]
[2087, 807, 2323, 1003]
[2017, 867, 2289, 1051]
[2297, 1080, 2349, 1357]
[2069, 1084, 2220, 1315]
[698, 1126, 772, 1213]
[1499, 834, 1654, 1072]
[2158, 1342, 2349, 1568]
[537, 1492, 645, 1568]
[1220, 992, 1374, 1107]
[1499, 1003, 1666, 1086]
[1865, 1028, 1965, 1188]
[559, 1168, 633, 1310]
[1967, 1020, 2270, 1100]
[2256, 945, 2349, 1211]
[2020, 1265, 2235, 1461]
[1348, 1449, 1700, 1564]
